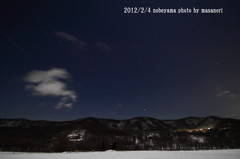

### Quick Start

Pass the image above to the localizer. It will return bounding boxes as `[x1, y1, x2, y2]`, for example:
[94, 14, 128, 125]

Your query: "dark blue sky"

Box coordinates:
[0, 0, 240, 121]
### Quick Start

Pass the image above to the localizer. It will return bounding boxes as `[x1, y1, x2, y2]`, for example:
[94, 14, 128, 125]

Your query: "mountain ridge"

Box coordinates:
[0, 116, 240, 152]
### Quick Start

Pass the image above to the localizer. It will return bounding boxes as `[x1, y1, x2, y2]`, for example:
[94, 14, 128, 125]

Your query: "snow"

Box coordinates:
[135, 137, 140, 144]
[67, 130, 86, 142]
[116, 121, 125, 129]
[145, 132, 160, 138]
[190, 135, 206, 143]
[0, 150, 240, 159]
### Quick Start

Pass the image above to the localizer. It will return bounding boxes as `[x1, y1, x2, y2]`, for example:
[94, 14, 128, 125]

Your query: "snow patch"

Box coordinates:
[105, 150, 117, 152]
[67, 130, 86, 142]
[190, 135, 206, 143]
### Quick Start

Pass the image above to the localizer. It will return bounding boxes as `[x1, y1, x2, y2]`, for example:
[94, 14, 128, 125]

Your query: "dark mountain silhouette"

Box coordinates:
[0, 116, 240, 152]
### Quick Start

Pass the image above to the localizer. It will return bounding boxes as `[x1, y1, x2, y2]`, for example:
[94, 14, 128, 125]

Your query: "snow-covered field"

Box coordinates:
[1, 150, 240, 159]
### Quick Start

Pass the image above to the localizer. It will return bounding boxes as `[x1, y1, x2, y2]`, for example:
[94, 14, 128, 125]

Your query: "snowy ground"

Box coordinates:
[0, 150, 240, 159]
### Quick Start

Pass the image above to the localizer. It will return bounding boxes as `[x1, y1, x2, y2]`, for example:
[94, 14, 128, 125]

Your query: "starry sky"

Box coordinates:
[0, 0, 240, 121]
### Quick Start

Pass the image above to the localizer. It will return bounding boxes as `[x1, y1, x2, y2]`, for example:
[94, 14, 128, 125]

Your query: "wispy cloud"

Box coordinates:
[24, 68, 77, 109]
[53, 31, 86, 50]
[94, 41, 112, 51]
[216, 87, 239, 100]
[52, 31, 112, 51]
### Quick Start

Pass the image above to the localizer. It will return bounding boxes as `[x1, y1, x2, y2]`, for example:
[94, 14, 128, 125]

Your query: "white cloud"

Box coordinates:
[24, 68, 77, 109]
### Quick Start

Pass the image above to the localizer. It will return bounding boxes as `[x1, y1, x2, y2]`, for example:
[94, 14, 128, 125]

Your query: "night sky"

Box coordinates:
[0, 0, 240, 121]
